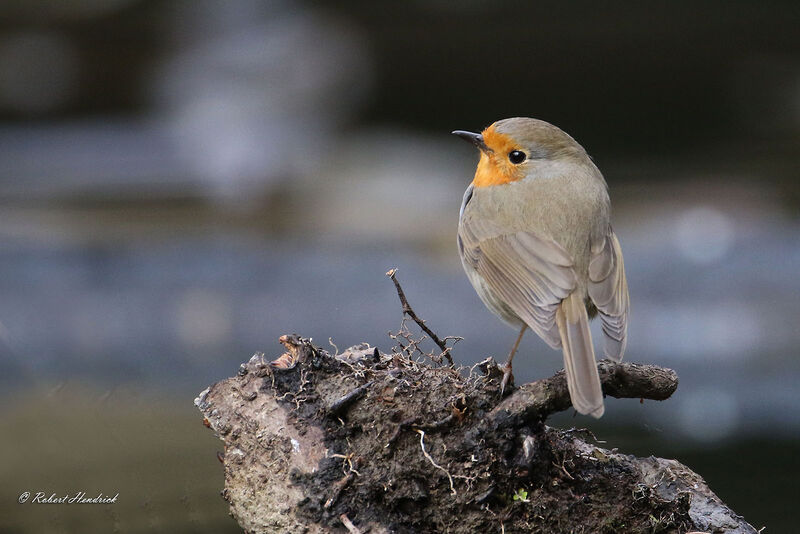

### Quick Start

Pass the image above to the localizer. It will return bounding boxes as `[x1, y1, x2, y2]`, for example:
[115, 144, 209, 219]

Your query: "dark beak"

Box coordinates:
[452, 130, 491, 153]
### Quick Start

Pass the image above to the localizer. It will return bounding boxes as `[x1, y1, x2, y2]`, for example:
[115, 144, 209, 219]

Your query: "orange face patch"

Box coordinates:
[472, 125, 525, 188]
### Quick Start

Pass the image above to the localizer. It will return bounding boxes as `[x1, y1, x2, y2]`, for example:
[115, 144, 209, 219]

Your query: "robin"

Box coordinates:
[453, 117, 629, 418]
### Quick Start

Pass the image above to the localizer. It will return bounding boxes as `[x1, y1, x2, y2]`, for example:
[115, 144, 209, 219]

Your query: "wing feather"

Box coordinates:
[557, 292, 604, 418]
[471, 232, 577, 348]
[588, 231, 629, 361]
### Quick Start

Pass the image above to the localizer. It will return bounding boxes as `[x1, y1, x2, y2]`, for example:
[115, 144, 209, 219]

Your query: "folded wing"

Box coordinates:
[461, 229, 605, 417]
[588, 230, 630, 361]
[463, 231, 576, 349]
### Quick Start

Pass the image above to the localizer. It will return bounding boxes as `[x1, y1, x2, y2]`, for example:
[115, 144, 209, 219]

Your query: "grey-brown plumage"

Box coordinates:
[456, 117, 629, 418]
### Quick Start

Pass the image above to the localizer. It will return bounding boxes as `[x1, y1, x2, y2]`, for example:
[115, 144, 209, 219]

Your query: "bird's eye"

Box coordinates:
[508, 150, 527, 164]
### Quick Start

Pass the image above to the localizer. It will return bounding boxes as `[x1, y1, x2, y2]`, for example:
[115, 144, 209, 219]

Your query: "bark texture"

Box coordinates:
[195, 335, 757, 534]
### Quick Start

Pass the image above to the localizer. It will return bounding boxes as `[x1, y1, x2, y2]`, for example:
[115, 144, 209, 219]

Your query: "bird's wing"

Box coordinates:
[588, 230, 629, 361]
[461, 229, 577, 348]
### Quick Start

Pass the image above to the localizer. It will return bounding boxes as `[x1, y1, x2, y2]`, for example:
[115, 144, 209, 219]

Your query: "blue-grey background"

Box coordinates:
[0, 1, 797, 532]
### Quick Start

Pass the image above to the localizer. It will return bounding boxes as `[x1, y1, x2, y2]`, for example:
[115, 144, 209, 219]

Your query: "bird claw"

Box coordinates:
[499, 364, 514, 396]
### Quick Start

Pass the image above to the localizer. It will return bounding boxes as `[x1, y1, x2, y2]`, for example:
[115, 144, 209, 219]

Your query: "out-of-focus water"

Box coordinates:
[1, 208, 798, 444]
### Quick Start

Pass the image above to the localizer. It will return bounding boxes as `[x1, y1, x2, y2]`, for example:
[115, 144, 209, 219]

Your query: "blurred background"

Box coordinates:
[0, 1, 797, 532]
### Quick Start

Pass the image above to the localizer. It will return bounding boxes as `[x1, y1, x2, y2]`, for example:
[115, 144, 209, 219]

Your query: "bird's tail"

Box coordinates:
[556, 292, 604, 418]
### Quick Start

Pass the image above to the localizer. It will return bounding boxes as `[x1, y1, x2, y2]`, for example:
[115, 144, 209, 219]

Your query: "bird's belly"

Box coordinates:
[462, 260, 524, 329]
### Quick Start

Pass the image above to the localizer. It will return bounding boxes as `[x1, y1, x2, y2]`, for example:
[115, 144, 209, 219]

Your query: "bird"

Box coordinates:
[453, 117, 629, 418]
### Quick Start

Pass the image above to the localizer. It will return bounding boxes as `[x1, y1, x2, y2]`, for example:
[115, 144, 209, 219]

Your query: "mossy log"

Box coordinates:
[195, 334, 757, 534]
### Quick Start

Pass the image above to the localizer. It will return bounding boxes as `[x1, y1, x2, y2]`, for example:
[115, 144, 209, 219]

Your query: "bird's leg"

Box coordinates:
[500, 325, 526, 395]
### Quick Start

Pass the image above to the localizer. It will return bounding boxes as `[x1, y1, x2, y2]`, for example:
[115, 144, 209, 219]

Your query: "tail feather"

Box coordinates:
[556, 292, 604, 418]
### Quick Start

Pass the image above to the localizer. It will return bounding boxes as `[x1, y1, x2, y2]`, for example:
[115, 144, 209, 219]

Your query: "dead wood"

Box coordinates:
[195, 334, 758, 534]
[386, 268, 457, 366]
[490, 359, 679, 425]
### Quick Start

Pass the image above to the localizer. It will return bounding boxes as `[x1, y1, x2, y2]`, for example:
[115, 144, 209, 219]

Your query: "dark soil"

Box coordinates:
[261, 337, 693, 533]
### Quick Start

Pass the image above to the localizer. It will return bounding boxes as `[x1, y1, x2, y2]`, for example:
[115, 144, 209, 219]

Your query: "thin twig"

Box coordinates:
[386, 268, 454, 366]
[328, 381, 374, 415]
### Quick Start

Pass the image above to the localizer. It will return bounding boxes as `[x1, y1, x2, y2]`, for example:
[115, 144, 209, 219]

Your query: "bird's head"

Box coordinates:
[453, 117, 587, 188]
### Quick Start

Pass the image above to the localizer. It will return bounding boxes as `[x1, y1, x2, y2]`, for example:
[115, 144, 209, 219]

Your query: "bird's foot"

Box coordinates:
[499, 363, 514, 396]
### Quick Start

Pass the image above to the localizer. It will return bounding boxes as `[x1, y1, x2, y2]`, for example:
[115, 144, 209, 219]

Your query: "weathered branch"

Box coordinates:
[196, 334, 757, 534]
[491, 359, 679, 424]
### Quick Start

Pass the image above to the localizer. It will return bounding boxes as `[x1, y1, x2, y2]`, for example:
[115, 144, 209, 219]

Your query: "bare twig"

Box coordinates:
[386, 268, 454, 366]
[490, 360, 680, 424]
[328, 381, 374, 416]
